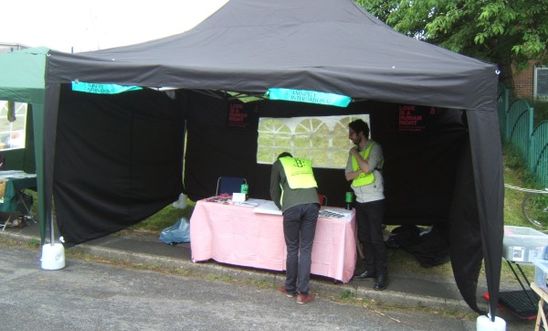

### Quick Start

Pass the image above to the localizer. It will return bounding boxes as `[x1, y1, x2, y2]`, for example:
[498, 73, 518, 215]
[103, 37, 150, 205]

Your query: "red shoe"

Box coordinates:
[277, 286, 296, 298]
[296, 293, 315, 304]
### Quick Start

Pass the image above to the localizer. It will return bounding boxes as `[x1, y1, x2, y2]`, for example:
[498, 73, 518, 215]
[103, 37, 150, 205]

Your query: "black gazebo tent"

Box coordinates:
[42, 0, 502, 317]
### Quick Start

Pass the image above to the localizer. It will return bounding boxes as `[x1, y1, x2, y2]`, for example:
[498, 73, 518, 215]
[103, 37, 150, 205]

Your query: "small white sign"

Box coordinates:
[510, 246, 525, 262]
[232, 192, 246, 203]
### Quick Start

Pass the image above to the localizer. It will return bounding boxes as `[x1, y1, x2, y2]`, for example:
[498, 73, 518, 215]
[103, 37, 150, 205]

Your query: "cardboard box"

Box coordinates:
[503, 226, 548, 263]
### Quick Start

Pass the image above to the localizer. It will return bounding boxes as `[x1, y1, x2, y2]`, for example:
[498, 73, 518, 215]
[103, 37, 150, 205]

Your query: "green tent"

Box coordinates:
[0, 47, 47, 243]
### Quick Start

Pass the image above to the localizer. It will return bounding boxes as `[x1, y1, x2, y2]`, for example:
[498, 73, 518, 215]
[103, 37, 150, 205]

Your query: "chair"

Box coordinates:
[0, 175, 36, 230]
[216, 176, 247, 195]
[0, 211, 24, 231]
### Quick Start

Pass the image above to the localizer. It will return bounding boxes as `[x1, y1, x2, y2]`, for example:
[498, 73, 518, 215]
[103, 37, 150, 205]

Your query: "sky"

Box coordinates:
[1, 0, 228, 53]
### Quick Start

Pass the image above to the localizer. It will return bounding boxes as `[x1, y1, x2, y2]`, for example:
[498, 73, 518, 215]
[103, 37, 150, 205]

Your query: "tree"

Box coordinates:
[356, 0, 548, 86]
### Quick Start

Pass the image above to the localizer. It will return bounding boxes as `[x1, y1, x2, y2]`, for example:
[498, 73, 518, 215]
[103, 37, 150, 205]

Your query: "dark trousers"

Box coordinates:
[355, 199, 387, 274]
[283, 203, 319, 295]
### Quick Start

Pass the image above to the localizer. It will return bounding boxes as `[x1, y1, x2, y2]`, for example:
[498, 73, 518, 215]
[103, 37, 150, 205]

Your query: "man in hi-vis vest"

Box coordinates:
[270, 152, 320, 304]
[345, 119, 388, 290]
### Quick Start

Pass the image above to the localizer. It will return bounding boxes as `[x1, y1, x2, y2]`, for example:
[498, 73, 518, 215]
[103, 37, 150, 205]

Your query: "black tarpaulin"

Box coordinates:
[54, 86, 184, 244]
[42, 0, 502, 317]
[46, 0, 496, 111]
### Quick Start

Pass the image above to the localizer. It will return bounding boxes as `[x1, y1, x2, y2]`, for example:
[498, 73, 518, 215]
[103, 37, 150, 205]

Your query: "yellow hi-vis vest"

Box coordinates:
[279, 156, 318, 189]
[351, 142, 376, 187]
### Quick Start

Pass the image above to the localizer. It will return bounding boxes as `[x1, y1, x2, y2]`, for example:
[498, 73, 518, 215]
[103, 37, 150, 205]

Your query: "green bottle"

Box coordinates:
[345, 191, 353, 210]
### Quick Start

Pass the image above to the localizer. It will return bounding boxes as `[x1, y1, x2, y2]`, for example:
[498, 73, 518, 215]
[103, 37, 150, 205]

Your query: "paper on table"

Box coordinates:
[233, 201, 260, 208]
[253, 200, 282, 215]
[319, 207, 352, 219]
[0, 170, 36, 180]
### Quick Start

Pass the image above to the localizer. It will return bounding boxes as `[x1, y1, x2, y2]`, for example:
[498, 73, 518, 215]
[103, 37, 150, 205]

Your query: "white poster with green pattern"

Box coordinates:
[257, 115, 370, 169]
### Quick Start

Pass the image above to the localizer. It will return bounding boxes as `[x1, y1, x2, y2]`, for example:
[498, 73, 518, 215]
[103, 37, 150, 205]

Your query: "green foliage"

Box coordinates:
[356, 0, 548, 81]
[129, 201, 195, 233]
[503, 144, 531, 225]
[503, 143, 548, 229]
[339, 289, 355, 300]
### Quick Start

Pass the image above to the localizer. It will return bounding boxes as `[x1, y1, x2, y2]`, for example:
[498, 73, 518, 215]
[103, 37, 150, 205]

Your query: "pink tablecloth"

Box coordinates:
[190, 198, 356, 283]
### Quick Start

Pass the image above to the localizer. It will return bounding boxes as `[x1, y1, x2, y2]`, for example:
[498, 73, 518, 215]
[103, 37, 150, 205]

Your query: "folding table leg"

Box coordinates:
[0, 214, 20, 231]
[531, 282, 548, 331]
[16, 191, 36, 223]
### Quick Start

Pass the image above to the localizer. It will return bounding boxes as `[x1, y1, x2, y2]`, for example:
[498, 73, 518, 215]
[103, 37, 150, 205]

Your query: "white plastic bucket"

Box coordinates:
[41, 243, 66, 270]
[476, 314, 506, 331]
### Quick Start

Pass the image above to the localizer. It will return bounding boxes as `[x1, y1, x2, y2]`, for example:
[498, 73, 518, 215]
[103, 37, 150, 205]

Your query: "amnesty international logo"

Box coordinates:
[293, 158, 306, 168]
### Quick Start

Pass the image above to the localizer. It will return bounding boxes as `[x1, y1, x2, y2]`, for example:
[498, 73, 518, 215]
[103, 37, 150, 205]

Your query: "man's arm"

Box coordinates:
[367, 143, 383, 171]
[350, 146, 372, 173]
[345, 150, 361, 181]
[346, 146, 376, 181]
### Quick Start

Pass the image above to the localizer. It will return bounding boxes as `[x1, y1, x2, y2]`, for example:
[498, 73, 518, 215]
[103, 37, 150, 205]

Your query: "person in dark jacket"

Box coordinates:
[270, 152, 320, 304]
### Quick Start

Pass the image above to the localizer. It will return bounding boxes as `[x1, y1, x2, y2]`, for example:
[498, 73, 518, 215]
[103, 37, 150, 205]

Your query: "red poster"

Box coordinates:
[227, 102, 249, 128]
[398, 105, 437, 132]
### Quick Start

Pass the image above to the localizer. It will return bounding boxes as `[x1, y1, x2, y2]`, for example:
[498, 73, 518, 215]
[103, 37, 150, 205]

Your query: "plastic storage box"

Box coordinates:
[533, 246, 548, 289]
[503, 226, 548, 263]
[533, 258, 548, 289]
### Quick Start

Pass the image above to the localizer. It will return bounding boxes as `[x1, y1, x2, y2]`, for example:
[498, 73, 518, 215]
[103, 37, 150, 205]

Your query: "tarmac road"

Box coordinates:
[0, 247, 483, 331]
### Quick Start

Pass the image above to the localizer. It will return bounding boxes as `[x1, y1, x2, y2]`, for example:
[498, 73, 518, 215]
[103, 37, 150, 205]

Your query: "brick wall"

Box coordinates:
[512, 60, 537, 98]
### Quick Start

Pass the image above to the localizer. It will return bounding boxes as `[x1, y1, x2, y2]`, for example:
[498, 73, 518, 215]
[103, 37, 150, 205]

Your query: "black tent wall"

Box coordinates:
[183, 91, 467, 226]
[54, 86, 184, 244]
[54, 87, 471, 238]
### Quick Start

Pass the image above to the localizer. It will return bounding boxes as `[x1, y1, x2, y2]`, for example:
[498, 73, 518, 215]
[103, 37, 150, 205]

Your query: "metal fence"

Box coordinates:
[498, 85, 548, 187]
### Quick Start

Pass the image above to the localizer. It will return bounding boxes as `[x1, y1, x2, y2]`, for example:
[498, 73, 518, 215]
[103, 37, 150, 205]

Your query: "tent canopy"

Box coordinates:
[0, 47, 47, 103]
[46, 0, 496, 111]
[0, 47, 48, 241]
[39, 0, 502, 317]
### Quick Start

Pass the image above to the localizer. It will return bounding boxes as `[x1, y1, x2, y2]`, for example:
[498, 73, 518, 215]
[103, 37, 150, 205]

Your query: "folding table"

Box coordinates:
[0, 171, 36, 230]
[190, 197, 357, 283]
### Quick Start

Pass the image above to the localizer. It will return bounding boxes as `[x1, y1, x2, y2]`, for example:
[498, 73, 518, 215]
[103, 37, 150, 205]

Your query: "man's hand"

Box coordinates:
[345, 170, 360, 181]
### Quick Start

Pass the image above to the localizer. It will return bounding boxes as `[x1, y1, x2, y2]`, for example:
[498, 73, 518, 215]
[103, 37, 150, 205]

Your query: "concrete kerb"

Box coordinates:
[1, 230, 471, 314]
[310, 279, 470, 312]
[74, 243, 473, 313]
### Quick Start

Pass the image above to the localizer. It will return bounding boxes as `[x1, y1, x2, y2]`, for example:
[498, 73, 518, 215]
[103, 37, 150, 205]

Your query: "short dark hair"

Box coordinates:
[348, 119, 369, 138]
[277, 152, 292, 159]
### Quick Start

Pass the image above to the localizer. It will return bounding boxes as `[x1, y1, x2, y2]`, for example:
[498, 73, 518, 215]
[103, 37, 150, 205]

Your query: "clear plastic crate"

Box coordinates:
[533, 255, 548, 289]
[503, 226, 548, 263]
